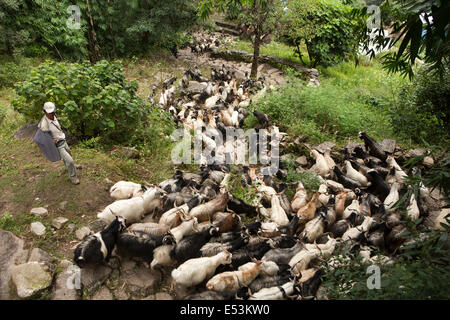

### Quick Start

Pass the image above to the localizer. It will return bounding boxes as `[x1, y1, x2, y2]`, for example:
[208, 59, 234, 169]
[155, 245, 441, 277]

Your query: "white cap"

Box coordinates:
[43, 102, 56, 113]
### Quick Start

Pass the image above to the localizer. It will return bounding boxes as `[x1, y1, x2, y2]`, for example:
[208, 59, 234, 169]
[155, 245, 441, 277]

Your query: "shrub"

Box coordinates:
[320, 228, 450, 299]
[389, 66, 450, 145]
[282, 0, 366, 67]
[12, 59, 146, 143]
[0, 55, 41, 89]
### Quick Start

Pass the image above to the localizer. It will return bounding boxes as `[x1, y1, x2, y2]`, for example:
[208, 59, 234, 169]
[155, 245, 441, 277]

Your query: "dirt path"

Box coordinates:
[178, 32, 287, 86]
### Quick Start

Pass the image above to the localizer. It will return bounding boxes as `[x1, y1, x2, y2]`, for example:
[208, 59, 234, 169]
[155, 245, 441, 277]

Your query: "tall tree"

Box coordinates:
[199, 0, 283, 79]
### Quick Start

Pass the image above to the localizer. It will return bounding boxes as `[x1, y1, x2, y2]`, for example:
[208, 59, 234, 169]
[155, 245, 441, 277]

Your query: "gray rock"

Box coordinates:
[52, 217, 69, 230]
[111, 146, 141, 159]
[316, 285, 329, 300]
[75, 227, 91, 240]
[345, 142, 364, 155]
[186, 81, 207, 94]
[155, 292, 173, 300]
[80, 265, 112, 293]
[295, 156, 308, 166]
[28, 248, 55, 273]
[30, 222, 46, 236]
[88, 220, 107, 233]
[407, 148, 426, 158]
[423, 156, 434, 168]
[0, 230, 27, 299]
[52, 264, 81, 300]
[59, 201, 68, 211]
[122, 266, 161, 297]
[67, 224, 77, 233]
[30, 207, 48, 217]
[58, 260, 73, 269]
[380, 139, 397, 154]
[114, 289, 130, 300]
[92, 287, 113, 300]
[315, 141, 336, 153]
[11, 262, 53, 299]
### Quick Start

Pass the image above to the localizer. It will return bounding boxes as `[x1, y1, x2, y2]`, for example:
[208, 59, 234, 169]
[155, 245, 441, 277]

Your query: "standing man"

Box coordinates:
[37, 102, 80, 185]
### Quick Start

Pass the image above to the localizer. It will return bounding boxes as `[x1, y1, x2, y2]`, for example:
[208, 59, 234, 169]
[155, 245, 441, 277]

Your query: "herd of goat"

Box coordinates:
[73, 50, 446, 300]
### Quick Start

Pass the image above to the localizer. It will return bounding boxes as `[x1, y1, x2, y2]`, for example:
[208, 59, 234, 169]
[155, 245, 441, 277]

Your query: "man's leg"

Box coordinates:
[58, 142, 78, 183]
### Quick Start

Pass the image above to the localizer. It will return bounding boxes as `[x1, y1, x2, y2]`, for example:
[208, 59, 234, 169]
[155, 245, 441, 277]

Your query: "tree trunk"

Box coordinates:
[250, 33, 261, 80]
[85, 0, 101, 63]
[305, 40, 315, 67]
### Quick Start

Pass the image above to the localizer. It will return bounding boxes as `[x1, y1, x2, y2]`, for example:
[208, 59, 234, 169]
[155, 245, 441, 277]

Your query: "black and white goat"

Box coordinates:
[116, 230, 176, 264]
[170, 226, 220, 263]
[74, 216, 126, 267]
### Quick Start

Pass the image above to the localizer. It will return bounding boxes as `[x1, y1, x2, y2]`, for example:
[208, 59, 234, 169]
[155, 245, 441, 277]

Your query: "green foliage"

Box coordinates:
[389, 66, 450, 145]
[320, 228, 450, 299]
[251, 60, 402, 143]
[12, 60, 146, 142]
[226, 166, 259, 205]
[282, 0, 366, 67]
[354, 0, 450, 79]
[0, 55, 42, 88]
[0, 0, 88, 59]
[0, 0, 197, 60]
[129, 106, 176, 157]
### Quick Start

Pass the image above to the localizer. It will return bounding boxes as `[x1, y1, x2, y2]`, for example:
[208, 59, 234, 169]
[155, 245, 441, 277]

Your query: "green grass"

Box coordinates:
[230, 39, 311, 66]
[249, 58, 409, 146]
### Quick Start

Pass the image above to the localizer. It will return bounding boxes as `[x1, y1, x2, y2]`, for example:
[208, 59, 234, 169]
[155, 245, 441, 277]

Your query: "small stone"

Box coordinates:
[58, 260, 73, 269]
[52, 217, 69, 230]
[315, 141, 336, 153]
[75, 227, 91, 240]
[88, 220, 107, 233]
[52, 264, 81, 300]
[30, 207, 48, 217]
[155, 292, 173, 300]
[67, 224, 76, 233]
[114, 289, 130, 300]
[80, 265, 112, 293]
[407, 148, 426, 158]
[295, 156, 308, 166]
[30, 222, 46, 236]
[423, 156, 434, 168]
[380, 139, 397, 154]
[59, 201, 68, 211]
[92, 287, 113, 300]
[11, 262, 53, 299]
[141, 295, 155, 300]
[122, 266, 161, 297]
[28, 248, 55, 273]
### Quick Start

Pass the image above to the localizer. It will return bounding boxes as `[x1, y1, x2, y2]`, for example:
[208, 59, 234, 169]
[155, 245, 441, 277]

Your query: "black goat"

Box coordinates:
[170, 226, 220, 263]
[116, 231, 176, 264]
[358, 131, 387, 161]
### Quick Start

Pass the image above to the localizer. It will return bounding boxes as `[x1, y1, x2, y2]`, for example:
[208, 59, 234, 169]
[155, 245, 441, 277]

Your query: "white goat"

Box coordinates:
[109, 181, 147, 200]
[171, 251, 232, 287]
[97, 187, 163, 225]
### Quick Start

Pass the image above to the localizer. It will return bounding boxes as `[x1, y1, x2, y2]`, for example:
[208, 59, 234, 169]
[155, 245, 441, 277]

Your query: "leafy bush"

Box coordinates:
[12, 60, 146, 143]
[282, 0, 366, 67]
[389, 66, 450, 145]
[251, 61, 401, 143]
[0, 55, 41, 88]
[320, 228, 450, 299]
